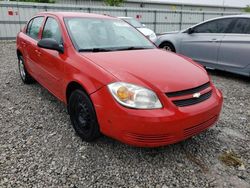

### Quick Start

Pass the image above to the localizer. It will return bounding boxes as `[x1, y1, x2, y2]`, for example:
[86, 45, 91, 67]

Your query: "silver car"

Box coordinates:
[156, 15, 250, 77]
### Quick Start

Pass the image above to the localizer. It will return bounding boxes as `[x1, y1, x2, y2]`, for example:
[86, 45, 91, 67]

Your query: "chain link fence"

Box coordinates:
[0, 1, 241, 40]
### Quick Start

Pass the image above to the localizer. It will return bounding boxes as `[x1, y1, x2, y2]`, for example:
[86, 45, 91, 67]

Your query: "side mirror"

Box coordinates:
[187, 27, 195, 34]
[37, 38, 64, 53]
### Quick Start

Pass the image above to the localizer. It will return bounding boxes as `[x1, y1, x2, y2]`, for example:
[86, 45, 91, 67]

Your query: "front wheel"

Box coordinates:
[68, 89, 100, 142]
[159, 42, 176, 52]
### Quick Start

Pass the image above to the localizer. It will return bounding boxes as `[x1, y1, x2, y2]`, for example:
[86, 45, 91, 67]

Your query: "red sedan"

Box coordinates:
[16, 12, 223, 147]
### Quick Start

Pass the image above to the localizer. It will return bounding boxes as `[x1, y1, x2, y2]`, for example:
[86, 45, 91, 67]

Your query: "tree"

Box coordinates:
[104, 0, 124, 6]
[244, 5, 250, 12]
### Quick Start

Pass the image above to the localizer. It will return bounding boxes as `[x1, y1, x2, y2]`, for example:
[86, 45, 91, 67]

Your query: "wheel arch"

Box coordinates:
[16, 49, 23, 58]
[66, 81, 89, 105]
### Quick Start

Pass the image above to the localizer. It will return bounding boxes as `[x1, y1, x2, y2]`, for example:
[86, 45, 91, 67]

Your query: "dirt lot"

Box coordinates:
[0, 41, 249, 188]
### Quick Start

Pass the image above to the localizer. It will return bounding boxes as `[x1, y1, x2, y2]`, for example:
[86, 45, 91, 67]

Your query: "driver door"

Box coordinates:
[36, 16, 65, 98]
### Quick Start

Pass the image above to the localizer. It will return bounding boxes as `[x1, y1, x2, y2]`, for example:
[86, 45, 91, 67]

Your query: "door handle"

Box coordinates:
[35, 49, 42, 56]
[21, 41, 26, 46]
[211, 38, 220, 42]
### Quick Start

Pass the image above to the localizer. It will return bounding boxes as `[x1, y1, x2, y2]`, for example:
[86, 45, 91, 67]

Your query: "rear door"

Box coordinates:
[218, 18, 250, 69]
[180, 18, 234, 66]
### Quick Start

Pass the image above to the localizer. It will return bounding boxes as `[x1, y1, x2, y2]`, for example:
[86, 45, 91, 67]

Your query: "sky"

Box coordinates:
[134, 0, 250, 8]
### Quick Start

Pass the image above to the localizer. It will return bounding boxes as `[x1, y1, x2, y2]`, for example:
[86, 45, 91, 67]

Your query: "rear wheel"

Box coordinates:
[18, 55, 34, 84]
[68, 89, 100, 142]
[159, 42, 175, 52]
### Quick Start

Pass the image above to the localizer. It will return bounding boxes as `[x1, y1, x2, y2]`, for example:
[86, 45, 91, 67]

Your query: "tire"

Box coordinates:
[18, 55, 34, 84]
[159, 42, 176, 52]
[68, 89, 100, 142]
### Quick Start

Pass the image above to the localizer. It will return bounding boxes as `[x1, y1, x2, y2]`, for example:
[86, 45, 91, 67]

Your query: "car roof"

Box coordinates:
[201, 14, 250, 24]
[217, 14, 250, 19]
[37, 12, 117, 19]
[180, 14, 250, 32]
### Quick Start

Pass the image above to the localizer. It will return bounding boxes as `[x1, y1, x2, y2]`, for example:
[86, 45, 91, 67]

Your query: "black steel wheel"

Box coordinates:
[68, 89, 100, 142]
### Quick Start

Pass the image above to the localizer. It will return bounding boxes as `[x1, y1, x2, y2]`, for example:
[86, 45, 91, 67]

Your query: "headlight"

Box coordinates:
[108, 82, 162, 109]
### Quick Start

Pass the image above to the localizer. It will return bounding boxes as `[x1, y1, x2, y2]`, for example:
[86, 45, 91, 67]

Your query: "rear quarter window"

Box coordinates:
[230, 18, 250, 34]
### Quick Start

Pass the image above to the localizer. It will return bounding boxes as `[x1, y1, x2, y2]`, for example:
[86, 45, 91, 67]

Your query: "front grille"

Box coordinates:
[165, 82, 212, 107]
[172, 90, 212, 107]
[166, 82, 210, 97]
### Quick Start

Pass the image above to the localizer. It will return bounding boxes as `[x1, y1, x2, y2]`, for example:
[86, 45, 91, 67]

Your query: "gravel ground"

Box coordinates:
[0, 41, 249, 188]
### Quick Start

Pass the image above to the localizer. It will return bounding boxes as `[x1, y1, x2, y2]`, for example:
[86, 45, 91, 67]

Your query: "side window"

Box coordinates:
[42, 17, 62, 44]
[230, 18, 250, 34]
[194, 18, 233, 33]
[27, 17, 44, 40]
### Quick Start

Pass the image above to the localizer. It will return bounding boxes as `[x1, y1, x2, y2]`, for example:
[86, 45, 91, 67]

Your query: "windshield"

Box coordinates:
[122, 18, 143, 28]
[64, 17, 154, 52]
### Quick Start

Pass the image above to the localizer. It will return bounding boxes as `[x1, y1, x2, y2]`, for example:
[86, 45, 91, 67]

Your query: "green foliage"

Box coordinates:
[244, 5, 250, 12]
[104, 0, 124, 6]
[10, 0, 55, 3]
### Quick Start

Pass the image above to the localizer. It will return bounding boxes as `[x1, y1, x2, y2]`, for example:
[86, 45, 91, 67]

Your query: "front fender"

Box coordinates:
[62, 61, 117, 103]
[156, 34, 182, 52]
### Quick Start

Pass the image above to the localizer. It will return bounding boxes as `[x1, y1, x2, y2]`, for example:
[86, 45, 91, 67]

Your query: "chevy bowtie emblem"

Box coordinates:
[193, 92, 201, 98]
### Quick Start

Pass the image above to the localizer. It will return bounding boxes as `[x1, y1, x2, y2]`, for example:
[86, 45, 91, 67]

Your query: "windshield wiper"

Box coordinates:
[78, 46, 154, 52]
[116, 46, 154, 51]
[78, 48, 112, 52]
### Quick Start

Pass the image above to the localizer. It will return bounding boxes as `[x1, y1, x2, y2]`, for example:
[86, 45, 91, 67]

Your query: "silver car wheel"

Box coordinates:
[19, 58, 26, 80]
[163, 45, 173, 51]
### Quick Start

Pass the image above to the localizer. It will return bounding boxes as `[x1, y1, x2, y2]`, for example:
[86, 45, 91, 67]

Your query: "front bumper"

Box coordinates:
[91, 85, 223, 147]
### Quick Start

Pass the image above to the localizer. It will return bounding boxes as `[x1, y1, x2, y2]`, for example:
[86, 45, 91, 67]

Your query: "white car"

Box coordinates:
[118, 17, 157, 43]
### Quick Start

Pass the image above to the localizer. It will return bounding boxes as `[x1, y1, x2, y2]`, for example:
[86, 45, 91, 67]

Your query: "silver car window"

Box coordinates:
[230, 18, 250, 34]
[193, 18, 234, 34]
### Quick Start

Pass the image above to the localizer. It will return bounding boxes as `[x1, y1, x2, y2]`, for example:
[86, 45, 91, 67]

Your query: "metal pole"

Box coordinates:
[153, 10, 157, 32]
[16, 0, 22, 31]
[180, 11, 183, 30]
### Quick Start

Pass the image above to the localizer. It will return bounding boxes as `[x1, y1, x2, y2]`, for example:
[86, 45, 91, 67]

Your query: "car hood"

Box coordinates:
[137, 27, 154, 36]
[81, 49, 209, 93]
[158, 31, 181, 36]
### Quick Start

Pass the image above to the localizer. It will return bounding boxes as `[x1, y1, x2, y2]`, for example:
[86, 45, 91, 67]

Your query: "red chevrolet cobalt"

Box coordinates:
[16, 12, 223, 147]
